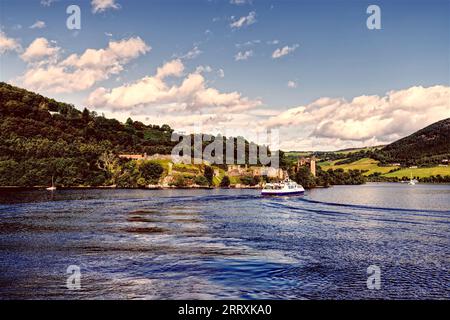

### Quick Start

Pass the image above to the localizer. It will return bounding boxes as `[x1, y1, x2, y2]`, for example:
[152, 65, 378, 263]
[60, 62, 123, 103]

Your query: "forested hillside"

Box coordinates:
[0, 83, 193, 186]
[378, 118, 450, 166]
[0, 83, 276, 187]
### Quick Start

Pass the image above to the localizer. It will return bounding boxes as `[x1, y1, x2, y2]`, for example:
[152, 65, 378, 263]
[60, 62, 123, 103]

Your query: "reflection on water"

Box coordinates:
[0, 183, 449, 299]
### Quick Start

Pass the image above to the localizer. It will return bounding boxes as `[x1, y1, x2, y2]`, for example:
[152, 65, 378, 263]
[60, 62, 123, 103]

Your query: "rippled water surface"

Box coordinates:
[0, 183, 449, 299]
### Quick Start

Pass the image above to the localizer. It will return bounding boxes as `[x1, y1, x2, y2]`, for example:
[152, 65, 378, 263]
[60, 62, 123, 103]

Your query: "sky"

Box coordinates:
[0, 0, 449, 151]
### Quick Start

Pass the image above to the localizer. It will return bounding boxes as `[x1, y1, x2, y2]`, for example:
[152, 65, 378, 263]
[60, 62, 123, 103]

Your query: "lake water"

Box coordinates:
[0, 183, 449, 300]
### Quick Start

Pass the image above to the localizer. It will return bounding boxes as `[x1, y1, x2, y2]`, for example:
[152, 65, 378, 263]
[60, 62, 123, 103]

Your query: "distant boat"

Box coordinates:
[408, 172, 418, 186]
[46, 176, 57, 191]
[261, 176, 305, 196]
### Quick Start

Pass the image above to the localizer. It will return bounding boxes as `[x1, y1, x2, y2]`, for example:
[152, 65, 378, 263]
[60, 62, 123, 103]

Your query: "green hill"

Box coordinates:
[319, 157, 450, 182]
[319, 158, 399, 176]
[314, 119, 450, 182]
[0, 83, 268, 187]
[379, 118, 450, 165]
[0, 82, 180, 186]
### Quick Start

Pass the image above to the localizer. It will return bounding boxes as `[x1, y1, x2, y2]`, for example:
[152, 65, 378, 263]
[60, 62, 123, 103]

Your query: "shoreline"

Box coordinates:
[1, 182, 449, 191]
[0, 185, 263, 191]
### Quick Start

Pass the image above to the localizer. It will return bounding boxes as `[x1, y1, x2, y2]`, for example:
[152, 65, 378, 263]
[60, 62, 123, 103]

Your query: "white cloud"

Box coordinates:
[230, 0, 253, 5]
[195, 65, 213, 74]
[0, 31, 21, 54]
[86, 59, 261, 115]
[267, 40, 279, 45]
[235, 39, 260, 48]
[264, 85, 450, 147]
[234, 50, 253, 61]
[179, 46, 202, 60]
[156, 59, 184, 79]
[287, 81, 298, 88]
[230, 11, 257, 29]
[62, 37, 148, 68]
[217, 69, 225, 78]
[91, 0, 120, 13]
[40, 0, 57, 6]
[18, 37, 150, 93]
[30, 20, 46, 29]
[20, 38, 59, 62]
[272, 44, 299, 59]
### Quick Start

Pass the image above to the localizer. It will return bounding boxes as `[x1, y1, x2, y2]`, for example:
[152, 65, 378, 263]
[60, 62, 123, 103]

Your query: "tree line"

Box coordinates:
[0, 82, 275, 187]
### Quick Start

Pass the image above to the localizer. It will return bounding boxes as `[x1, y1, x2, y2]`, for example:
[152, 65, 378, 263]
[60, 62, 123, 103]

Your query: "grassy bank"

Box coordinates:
[319, 158, 398, 176]
[318, 157, 450, 179]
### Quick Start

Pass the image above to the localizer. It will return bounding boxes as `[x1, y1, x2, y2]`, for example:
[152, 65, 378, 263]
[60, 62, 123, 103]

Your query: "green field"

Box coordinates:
[384, 166, 450, 178]
[285, 146, 384, 157]
[318, 157, 450, 178]
[319, 158, 398, 176]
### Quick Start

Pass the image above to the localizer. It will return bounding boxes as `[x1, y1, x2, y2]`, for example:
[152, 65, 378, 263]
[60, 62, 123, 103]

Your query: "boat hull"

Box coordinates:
[261, 189, 305, 196]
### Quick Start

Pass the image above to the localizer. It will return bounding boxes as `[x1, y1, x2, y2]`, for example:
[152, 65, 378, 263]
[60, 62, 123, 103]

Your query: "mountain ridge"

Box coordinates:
[379, 118, 450, 165]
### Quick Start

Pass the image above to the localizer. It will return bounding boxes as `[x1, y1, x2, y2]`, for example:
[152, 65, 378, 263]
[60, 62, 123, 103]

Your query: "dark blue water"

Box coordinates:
[0, 183, 449, 299]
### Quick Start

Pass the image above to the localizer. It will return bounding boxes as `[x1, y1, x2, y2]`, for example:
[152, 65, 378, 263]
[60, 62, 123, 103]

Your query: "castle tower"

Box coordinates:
[310, 157, 316, 177]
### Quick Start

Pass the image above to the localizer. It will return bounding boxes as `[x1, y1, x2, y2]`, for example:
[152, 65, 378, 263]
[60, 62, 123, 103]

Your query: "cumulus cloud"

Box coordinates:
[20, 38, 59, 62]
[17, 37, 150, 93]
[30, 20, 46, 29]
[272, 44, 299, 59]
[230, 11, 257, 29]
[155, 59, 184, 79]
[234, 50, 253, 61]
[86, 59, 261, 115]
[83, 77, 449, 151]
[0, 31, 21, 54]
[264, 85, 450, 146]
[91, 0, 120, 13]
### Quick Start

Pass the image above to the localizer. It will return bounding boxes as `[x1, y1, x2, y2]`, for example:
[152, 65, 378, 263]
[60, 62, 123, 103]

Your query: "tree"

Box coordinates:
[220, 176, 231, 188]
[240, 175, 253, 186]
[82, 107, 90, 122]
[240, 175, 260, 186]
[126, 117, 134, 126]
[140, 161, 164, 184]
[204, 166, 214, 186]
[194, 175, 209, 186]
[161, 124, 173, 133]
[97, 152, 121, 185]
[294, 166, 316, 189]
[171, 175, 187, 188]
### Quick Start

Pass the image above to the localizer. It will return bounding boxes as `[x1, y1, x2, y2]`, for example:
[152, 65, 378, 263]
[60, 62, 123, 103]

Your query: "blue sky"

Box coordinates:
[0, 0, 449, 150]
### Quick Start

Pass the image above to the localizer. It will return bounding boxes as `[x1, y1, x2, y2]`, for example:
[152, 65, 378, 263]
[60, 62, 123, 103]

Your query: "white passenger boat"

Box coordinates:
[261, 177, 305, 196]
